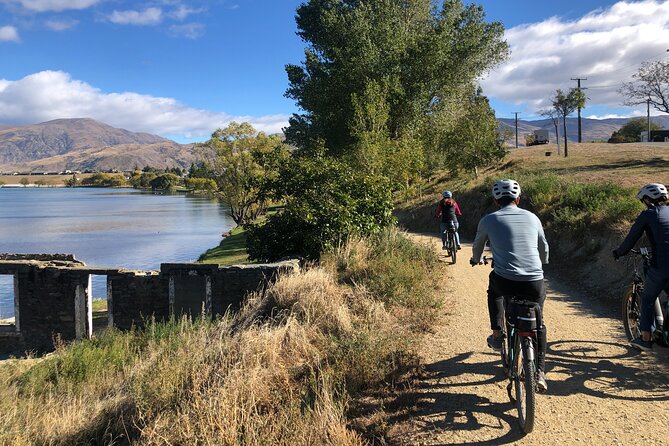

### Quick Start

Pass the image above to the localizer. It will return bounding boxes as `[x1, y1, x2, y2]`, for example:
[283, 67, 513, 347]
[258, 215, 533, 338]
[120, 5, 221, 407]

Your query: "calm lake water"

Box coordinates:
[0, 188, 235, 318]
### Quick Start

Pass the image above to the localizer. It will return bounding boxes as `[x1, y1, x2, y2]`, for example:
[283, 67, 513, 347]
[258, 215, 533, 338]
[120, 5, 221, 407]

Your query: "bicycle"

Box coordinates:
[444, 221, 457, 264]
[480, 256, 541, 434]
[621, 248, 669, 347]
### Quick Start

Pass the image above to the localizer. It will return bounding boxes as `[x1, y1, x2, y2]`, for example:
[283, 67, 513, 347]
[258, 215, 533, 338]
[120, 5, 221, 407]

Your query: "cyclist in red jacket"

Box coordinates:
[437, 191, 462, 250]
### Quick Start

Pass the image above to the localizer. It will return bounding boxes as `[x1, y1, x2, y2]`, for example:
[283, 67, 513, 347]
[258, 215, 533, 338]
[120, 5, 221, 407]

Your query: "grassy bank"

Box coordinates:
[199, 225, 250, 265]
[0, 228, 443, 445]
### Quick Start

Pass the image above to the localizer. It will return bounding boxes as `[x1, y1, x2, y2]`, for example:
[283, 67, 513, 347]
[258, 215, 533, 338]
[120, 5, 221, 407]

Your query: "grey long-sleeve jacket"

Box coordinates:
[472, 205, 549, 281]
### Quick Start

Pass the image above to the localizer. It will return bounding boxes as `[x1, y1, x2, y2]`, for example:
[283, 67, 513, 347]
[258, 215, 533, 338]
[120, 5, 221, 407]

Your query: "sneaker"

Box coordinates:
[631, 337, 653, 352]
[537, 370, 548, 393]
[487, 334, 503, 351]
[442, 245, 447, 250]
[457, 245, 462, 250]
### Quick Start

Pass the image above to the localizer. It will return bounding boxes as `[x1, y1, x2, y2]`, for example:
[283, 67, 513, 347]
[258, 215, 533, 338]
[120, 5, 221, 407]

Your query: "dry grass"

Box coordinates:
[0, 228, 441, 445]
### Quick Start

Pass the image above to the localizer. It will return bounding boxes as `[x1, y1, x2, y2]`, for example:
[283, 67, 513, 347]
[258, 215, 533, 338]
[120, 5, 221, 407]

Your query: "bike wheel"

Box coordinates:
[514, 336, 536, 434]
[449, 233, 457, 264]
[622, 284, 642, 341]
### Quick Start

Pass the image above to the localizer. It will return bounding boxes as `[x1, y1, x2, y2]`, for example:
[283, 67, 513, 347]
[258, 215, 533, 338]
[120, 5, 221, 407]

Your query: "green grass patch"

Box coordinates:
[198, 225, 250, 265]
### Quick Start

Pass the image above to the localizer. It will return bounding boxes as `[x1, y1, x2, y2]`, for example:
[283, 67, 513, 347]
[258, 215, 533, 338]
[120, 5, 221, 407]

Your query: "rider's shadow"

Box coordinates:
[545, 339, 669, 401]
[384, 351, 529, 445]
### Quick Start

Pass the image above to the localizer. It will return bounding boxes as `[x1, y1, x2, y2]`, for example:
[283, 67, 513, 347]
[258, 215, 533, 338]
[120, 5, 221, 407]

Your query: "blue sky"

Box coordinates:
[1, 0, 668, 141]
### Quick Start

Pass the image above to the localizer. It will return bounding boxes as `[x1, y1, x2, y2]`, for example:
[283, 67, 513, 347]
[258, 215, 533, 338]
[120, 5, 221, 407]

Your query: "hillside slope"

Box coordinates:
[0, 118, 197, 170]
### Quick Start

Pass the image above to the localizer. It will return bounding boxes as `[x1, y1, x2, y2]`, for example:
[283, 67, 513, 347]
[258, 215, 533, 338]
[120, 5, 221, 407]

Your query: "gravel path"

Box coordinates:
[389, 234, 669, 445]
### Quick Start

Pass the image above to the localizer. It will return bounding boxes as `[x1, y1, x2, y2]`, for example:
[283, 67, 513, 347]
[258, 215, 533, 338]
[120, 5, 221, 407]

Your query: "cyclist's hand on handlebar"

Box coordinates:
[469, 258, 481, 267]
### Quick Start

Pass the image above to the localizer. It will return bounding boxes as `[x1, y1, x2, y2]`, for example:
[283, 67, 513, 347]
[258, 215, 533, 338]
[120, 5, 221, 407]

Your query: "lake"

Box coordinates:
[0, 188, 235, 319]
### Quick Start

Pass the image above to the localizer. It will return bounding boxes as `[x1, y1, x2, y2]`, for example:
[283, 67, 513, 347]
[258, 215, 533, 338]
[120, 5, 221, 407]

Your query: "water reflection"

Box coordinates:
[0, 188, 234, 315]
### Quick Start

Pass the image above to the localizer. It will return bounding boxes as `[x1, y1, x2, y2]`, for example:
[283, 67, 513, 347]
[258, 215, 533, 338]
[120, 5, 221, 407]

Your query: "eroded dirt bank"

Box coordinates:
[386, 235, 669, 445]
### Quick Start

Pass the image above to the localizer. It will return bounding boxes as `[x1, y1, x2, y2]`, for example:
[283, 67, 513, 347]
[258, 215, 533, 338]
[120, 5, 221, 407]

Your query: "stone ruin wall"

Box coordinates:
[0, 255, 300, 354]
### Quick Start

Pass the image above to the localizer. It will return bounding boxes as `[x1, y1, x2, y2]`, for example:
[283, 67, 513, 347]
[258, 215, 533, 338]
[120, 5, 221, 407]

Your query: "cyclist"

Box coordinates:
[470, 179, 550, 392]
[613, 183, 669, 351]
[437, 190, 462, 251]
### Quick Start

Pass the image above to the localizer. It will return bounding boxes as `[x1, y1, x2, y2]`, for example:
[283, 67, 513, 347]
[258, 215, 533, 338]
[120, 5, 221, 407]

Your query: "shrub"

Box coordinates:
[246, 154, 396, 261]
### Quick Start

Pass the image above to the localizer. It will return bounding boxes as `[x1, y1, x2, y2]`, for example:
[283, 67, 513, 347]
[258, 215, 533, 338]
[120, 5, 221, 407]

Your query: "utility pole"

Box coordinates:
[513, 112, 520, 148]
[571, 77, 587, 143]
[647, 99, 651, 142]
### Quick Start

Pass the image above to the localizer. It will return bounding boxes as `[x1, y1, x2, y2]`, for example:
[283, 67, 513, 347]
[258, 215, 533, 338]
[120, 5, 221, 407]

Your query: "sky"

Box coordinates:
[1, 0, 669, 142]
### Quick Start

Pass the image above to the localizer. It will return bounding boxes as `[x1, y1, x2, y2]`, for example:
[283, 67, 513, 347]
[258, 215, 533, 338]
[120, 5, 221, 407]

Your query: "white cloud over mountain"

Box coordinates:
[481, 0, 669, 115]
[0, 71, 290, 139]
[0, 25, 19, 41]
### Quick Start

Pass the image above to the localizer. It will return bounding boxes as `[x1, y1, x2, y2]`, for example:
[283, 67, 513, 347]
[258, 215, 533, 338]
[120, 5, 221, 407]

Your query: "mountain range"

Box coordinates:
[0, 115, 665, 172]
[498, 115, 669, 146]
[0, 118, 199, 172]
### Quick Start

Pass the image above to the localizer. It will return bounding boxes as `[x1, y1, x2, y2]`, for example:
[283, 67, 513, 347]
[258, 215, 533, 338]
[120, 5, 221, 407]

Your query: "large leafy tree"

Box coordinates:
[608, 117, 663, 143]
[552, 88, 586, 157]
[285, 0, 508, 165]
[201, 122, 290, 225]
[441, 90, 507, 177]
[620, 60, 669, 114]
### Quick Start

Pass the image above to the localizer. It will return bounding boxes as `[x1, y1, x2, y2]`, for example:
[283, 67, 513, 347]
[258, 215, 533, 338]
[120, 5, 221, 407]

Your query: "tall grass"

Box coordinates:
[0, 228, 441, 445]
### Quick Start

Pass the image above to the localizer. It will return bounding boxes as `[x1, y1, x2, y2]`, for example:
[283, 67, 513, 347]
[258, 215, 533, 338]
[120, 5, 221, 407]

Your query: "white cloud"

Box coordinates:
[169, 22, 204, 39]
[0, 25, 19, 41]
[481, 0, 669, 114]
[108, 7, 163, 26]
[0, 71, 289, 139]
[45, 18, 78, 31]
[0, 0, 101, 12]
[169, 5, 204, 21]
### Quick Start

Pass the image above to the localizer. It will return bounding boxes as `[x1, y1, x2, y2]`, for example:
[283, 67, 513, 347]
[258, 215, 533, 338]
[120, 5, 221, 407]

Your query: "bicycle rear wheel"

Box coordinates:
[622, 284, 642, 341]
[448, 233, 457, 264]
[514, 336, 536, 434]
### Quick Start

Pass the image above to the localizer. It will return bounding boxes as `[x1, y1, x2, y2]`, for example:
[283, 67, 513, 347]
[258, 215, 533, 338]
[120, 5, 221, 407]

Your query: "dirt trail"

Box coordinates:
[389, 235, 669, 445]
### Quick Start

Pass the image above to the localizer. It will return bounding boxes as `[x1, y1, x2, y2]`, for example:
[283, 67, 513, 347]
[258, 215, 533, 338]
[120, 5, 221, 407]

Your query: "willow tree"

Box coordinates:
[285, 0, 508, 176]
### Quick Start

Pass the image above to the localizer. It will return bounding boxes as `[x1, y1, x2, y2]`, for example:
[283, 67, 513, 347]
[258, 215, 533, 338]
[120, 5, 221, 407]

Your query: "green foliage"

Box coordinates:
[184, 177, 217, 192]
[285, 0, 508, 167]
[201, 121, 290, 225]
[440, 90, 507, 177]
[246, 154, 396, 261]
[130, 170, 157, 188]
[149, 173, 181, 191]
[80, 173, 127, 187]
[517, 173, 644, 232]
[552, 88, 587, 157]
[608, 117, 662, 143]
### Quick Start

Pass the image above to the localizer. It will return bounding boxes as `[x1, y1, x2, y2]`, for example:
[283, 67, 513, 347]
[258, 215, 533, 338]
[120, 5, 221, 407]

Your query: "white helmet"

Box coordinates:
[492, 179, 521, 200]
[636, 183, 668, 200]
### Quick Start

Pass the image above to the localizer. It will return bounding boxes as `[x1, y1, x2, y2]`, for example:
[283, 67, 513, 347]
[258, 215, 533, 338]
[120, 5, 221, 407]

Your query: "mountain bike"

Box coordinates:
[444, 221, 457, 264]
[621, 248, 669, 347]
[481, 256, 540, 434]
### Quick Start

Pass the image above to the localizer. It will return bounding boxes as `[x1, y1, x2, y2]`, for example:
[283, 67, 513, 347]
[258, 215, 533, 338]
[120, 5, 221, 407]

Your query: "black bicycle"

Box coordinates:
[480, 257, 540, 433]
[621, 248, 669, 347]
[444, 221, 457, 264]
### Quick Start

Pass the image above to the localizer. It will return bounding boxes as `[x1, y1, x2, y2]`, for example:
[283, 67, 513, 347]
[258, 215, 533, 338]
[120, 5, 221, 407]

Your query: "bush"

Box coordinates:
[246, 154, 396, 261]
[80, 173, 126, 187]
[149, 173, 181, 191]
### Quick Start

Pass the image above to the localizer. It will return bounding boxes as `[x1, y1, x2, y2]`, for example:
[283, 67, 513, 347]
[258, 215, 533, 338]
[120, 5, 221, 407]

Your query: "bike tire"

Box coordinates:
[514, 336, 536, 434]
[448, 233, 457, 264]
[622, 284, 642, 341]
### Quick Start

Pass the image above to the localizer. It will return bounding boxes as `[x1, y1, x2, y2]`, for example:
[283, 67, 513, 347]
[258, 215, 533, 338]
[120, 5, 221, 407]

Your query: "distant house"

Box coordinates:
[640, 130, 669, 142]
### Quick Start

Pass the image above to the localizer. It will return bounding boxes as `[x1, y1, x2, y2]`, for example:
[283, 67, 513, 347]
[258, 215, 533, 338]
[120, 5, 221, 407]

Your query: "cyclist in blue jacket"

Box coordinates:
[613, 183, 669, 351]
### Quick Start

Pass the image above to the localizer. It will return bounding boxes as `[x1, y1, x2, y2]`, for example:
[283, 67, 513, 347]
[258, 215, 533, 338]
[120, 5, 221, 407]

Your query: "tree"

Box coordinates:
[608, 117, 663, 143]
[245, 153, 395, 261]
[149, 173, 181, 191]
[620, 60, 669, 114]
[285, 0, 508, 165]
[201, 122, 290, 225]
[19, 177, 29, 187]
[539, 108, 560, 155]
[442, 89, 506, 177]
[552, 88, 586, 157]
